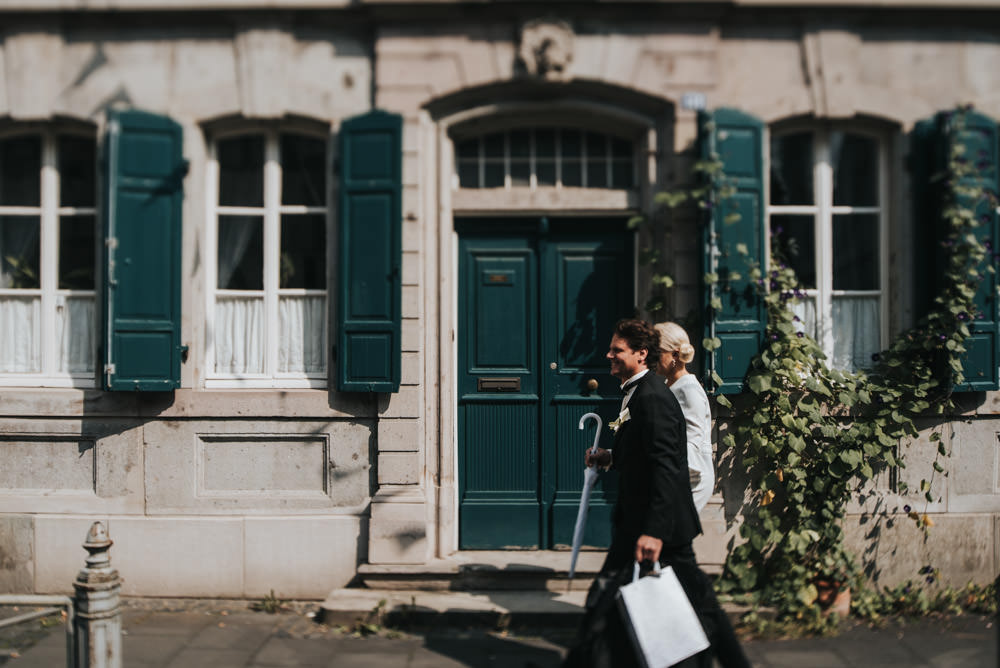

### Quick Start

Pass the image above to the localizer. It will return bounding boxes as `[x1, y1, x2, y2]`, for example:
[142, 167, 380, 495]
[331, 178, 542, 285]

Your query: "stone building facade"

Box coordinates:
[1, 1, 998, 597]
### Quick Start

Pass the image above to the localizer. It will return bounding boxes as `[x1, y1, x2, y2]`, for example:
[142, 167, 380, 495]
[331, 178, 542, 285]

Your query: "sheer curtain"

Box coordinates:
[0, 297, 40, 372]
[278, 295, 326, 373]
[832, 296, 879, 372]
[215, 297, 264, 374]
[57, 296, 94, 373]
[789, 296, 878, 373]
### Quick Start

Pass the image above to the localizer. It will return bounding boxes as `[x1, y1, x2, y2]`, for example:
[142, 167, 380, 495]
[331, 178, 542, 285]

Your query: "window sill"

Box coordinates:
[0, 376, 96, 389]
[204, 377, 328, 390]
[452, 187, 640, 213]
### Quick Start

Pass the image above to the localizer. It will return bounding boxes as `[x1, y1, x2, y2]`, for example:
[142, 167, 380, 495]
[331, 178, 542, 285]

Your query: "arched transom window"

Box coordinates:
[455, 127, 635, 190]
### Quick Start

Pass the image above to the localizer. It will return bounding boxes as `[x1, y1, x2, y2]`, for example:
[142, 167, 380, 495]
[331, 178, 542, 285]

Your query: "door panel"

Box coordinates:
[543, 232, 630, 549]
[458, 235, 540, 548]
[458, 219, 633, 550]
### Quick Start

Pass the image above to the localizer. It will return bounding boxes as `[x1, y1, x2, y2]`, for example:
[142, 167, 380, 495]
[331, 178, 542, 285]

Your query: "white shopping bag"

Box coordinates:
[616, 561, 710, 668]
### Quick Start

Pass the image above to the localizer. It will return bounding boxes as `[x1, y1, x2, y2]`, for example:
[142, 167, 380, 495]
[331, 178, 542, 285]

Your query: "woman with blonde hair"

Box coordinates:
[654, 321, 715, 512]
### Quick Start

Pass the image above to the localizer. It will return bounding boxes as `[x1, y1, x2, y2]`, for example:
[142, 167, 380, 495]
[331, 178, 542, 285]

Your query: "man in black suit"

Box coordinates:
[563, 318, 749, 668]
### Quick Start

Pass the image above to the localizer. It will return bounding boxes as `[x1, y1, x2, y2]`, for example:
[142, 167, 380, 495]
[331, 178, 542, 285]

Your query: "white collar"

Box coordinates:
[620, 368, 649, 390]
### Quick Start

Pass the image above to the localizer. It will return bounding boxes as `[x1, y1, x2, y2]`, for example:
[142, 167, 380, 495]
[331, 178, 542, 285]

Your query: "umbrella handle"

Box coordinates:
[578, 412, 602, 453]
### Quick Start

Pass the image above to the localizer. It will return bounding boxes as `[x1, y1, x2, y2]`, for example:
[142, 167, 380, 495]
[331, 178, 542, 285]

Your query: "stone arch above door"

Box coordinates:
[426, 79, 677, 215]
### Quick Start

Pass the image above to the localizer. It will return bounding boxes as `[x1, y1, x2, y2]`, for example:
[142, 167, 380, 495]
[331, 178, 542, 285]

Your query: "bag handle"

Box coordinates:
[631, 560, 663, 582]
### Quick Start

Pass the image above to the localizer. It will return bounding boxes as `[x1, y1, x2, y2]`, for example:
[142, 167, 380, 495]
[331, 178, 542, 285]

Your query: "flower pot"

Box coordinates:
[814, 580, 851, 617]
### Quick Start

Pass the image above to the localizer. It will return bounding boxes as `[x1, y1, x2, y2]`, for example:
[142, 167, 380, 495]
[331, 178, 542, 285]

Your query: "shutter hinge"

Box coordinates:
[104, 363, 116, 386]
[106, 237, 118, 249]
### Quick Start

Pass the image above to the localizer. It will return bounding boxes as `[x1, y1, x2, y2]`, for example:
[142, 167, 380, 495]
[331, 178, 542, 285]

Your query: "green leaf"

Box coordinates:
[717, 395, 733, 409]
[933, 461, 944, 472]
[748, 374, 772, 394]
[797, 584, 819, 606]
[925, 491, 935, 503]
[937, 442, 947, 456]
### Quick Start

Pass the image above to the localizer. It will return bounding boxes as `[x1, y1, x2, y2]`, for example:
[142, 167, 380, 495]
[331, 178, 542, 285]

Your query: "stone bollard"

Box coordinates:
[73, 522, 122, 668]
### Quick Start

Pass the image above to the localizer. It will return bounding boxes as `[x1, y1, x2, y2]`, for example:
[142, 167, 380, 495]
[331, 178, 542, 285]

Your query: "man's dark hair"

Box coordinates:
[613, 318, 661, 371]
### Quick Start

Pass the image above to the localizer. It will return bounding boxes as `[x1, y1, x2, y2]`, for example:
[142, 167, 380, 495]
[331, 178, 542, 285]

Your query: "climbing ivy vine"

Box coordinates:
[651, 107, 996, 623]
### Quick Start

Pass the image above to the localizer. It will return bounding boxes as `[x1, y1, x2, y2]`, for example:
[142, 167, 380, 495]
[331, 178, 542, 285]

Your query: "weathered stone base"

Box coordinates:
[844, 512, 997, 589]
[4, 514, 364, 599]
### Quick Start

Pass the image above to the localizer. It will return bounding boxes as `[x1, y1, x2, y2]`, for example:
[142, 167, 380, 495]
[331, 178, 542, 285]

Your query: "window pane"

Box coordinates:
[537, 160, 556, 186]
[770, 132, 813, 205]
[771, 214, 815, 288]
[535, 130, 556, 159]
[483, 162, 504, 188]
[217, 215, 263, 289]
[833, 213, 879, 290]
[280, 214, 326, 289]
[215, 296, 264, 374]
[279, 294, 326, 373]
[0, 135, 41, 207]
[509, 130, 530, 158]
[585, 132, 607, 160]
[586, 160, 607, 188]
[456, 139, 479, 160]
[59, 214, 95, 289]
[0, 296, 40, 372]
[281, 133, 326, 206]
[510, 160, 530, 187]
[611, 137, 632, 158]
[58, 135, 97, 207]
[218, 135, 264, 207]
[57, 296, 94, 373]
[832, 295, 880, 372]
[611, 160, 633, 188]
[0, 216, 40, 289]
[789, 296, 818, 341]
[561, 130, 582, 159]
[483, 133, 504, 159]
[562, 161, 582, 187]
[832, 132, 878, 207]
[457, 161, 479, 188]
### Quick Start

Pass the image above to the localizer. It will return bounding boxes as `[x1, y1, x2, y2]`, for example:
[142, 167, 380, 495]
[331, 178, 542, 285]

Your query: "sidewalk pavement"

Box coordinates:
[2, 597, 996, 668]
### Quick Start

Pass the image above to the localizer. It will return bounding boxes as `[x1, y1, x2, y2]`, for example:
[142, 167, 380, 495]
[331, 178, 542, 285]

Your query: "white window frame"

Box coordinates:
[767, 122, 890, 368]
[452, 125, 636, 191]
[0, 125, 97, 388]
[205, 123, 331, 389]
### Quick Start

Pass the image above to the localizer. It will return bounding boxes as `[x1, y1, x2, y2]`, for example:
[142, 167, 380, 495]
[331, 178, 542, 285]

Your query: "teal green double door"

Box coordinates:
[457, 217, 634, 550]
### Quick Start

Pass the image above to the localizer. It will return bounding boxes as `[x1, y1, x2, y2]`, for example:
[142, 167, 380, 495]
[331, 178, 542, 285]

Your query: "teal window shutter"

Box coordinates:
[914, 110, 1000, 391]
[337, 110, 403, 392]
[698, 109, 767, 395]
[102, 109, 186, 391]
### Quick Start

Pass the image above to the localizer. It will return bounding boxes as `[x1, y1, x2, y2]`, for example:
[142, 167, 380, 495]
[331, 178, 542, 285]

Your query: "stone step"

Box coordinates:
[319, 588, 588, 628]
[356, 550, 607, 592]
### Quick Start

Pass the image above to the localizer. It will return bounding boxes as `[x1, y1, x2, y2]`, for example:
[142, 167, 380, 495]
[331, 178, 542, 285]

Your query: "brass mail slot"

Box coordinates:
[478, 377, 521, 392]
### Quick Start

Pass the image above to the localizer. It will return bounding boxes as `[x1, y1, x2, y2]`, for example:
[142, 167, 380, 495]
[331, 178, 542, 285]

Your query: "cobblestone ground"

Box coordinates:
[2, 598, 995, 667]
[1, 597, 576, 665]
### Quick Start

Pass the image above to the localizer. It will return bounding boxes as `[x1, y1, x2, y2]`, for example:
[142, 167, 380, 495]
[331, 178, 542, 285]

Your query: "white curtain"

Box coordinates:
[57, 296, 94, 373]
[0, 297, 40, 372]
[789, 297, 818, 339]
[215, 297, 264, 374]
[832, 296, 880, 373]
[788, 296, 878, 373]
[279, 295, 326, 374]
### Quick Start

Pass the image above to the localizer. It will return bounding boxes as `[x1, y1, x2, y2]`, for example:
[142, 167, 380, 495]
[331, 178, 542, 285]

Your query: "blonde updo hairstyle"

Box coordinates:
[655, 322, 696, 370]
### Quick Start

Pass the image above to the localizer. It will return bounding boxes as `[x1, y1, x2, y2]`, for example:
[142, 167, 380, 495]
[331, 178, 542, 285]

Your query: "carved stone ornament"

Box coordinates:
[518, 19, 574, 81]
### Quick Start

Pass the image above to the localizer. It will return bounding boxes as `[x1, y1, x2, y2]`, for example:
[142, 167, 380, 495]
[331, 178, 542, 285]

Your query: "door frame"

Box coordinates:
[428, 94, 673, 557]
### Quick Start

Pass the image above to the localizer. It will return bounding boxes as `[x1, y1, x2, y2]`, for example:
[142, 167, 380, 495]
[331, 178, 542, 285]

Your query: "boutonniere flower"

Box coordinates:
[609, 407, 631, 432]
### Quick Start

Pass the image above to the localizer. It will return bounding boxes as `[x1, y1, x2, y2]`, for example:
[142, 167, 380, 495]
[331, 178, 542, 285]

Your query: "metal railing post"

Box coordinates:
[73, 522, 121, 668]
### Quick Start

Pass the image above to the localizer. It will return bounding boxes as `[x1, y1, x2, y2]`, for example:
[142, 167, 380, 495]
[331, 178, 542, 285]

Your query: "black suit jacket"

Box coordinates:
[610, 371, 702, 551]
